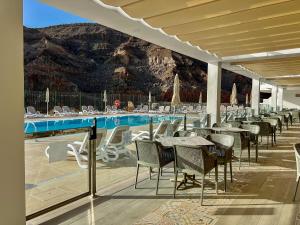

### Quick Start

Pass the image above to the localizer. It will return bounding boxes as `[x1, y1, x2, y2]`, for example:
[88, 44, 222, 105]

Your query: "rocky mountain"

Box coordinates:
[24, 23, 251, 103]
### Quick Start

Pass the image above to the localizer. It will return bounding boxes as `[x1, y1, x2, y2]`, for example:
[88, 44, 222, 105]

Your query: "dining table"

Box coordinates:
[211, 127, 249, 133]
[157, 136, 215, 190]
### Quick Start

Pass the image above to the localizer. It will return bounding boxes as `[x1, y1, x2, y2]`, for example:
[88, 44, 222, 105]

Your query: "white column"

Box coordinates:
[0, 0, 25, 223]
[277, 87, 283, 111]
[207, 62, 221, 126]
[251, 79, 260, 115]
[271, 86, 278, 111]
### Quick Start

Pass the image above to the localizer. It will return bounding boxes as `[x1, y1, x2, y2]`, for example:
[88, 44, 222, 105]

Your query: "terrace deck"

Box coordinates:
[27, 124, 300, 225]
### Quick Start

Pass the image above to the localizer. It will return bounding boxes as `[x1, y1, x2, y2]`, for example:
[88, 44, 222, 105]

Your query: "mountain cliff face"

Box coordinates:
[24, 23, 251, 102]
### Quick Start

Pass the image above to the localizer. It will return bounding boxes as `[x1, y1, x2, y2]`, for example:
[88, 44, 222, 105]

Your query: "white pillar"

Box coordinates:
[207, 62, 221, 126]
[271, 86, 278, 111]
[251, 79, 260, 115]
[0, 0, 25, 223]
[277, 87, 283, 111]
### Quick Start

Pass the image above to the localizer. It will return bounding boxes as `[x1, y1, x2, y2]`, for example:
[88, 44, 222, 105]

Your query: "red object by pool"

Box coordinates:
[114, 99, 121, 109]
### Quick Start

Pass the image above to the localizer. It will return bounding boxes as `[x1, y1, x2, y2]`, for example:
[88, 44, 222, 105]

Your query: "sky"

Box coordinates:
[23, 0, 92, 28]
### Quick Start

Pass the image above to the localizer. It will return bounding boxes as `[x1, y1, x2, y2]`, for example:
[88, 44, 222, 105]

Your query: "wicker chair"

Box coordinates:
[242, 124, 260, 162]
[208, 134, 234, 192]
[192, 127, 212, 138]
[269, 116, 282, 134]
[134, 140, 174, 194]
[294, 143, 300, 201]
[220, 131, 250, 169]
[173, 145, 218, 205]
[252, 121, 273, 149]
[220, 122, 233, 128]
[291, 111, 300, 124]
[173, 130, 196, 137]
[263, 118, 278, 144]
[227, 121, 242, 128]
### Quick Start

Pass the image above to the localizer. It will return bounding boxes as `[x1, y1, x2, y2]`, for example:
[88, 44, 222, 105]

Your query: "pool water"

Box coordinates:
[24, 114, 181, 134]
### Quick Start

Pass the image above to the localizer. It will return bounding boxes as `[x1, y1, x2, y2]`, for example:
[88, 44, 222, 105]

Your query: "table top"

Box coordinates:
[212, 127, 249, 133]
[157, 136, 215, 147]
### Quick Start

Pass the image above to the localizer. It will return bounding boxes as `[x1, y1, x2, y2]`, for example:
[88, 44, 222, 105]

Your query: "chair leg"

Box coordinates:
[293, 178, 300, 201]
[230, 160, 233, 183]
[224, 164, 227, 192]
[248, 144, 251, 166]
[134, 164, 140, 189]
[173, 170, 178, 198]
[215, 165, 218, 194]
[255, 136, 258, 162]
[239, 150, 242, 170]
[161, 168, 163, 176]
[156, 168, 160, 195]
[149, 167, 152, 180]
[201, 174, 205, 206]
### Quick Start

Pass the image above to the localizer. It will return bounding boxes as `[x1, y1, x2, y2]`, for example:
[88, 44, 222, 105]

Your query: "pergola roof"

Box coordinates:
[42, 0, 300, 87]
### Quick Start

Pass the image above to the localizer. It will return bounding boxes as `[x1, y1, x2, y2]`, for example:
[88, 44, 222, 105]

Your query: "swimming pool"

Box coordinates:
[24, 114, 182, 134]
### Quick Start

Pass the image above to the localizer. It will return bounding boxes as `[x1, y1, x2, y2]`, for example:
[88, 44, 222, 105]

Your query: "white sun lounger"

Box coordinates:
[132, 120, 171, 141]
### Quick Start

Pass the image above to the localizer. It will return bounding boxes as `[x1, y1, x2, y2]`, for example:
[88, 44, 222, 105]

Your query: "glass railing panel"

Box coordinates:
[25, 129, 90, 216]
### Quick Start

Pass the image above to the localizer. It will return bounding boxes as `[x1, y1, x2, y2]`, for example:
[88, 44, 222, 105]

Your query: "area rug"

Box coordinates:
[134, 197, 233, 225]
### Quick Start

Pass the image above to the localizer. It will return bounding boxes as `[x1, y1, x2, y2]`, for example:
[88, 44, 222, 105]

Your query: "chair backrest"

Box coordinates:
[142, 105, 148, 111]
[96, 128, 107, 149]
[294, 143, 300, 179]
[208, 134, 234, 150]
[192, 128, 211, 138]
[82, 106, 88, 111]
[107, 125, 130, 145]
[164, 106, 170, 112]
[158, 106, 164, 112]
[228, 121, 242, 128]
[54, 106, 63, 113]
[171, 119, 182, 132]
[252, 121, 272, 135]
[241, 124, 260, 135]
[188, 106, 193, 111]
[154, 120, 170, 137]
[221, 123, 233, 128]
[263, 118, 277, 127]
[27, 106, 36, 114]
[62, 106, 71, 113]
[173, 130, 196, 137]
[174, 145, 214, 174]
[135, 140, 160, 166]
[88, 105, 95, 111]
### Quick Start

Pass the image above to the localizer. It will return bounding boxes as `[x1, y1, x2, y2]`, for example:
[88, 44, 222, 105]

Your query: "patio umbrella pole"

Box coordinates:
[225, 105, 228, 122]
[149, 116, 153, 140]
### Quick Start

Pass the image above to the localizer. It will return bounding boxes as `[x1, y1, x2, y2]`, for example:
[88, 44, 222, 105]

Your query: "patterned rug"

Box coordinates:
[134, 197, 233, 225]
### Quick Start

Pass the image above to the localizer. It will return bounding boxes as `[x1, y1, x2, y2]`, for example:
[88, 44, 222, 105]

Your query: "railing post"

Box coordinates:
[89, 118, 97, 198]
[149, 116, 153, 140]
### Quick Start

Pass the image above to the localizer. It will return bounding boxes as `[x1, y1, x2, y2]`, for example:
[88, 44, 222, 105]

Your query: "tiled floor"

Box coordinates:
[28, 123, 300, 225]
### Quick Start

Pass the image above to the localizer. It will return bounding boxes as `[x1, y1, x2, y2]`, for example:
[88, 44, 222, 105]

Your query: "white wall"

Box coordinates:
[283, 90, 300, 109]
[0, 0, 25, 224]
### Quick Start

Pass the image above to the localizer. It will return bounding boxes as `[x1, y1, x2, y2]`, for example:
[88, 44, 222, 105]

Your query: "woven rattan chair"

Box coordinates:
[208, 134, 234, 192]
[173, 145, 218, 205]
[242, 124, 260, 162]
[252, 121, 273, 149]
[220, 131, 250, 169]
[263, 118, 277, 144]
[293, 143, 300, 201]
[134, 140, 174, 195]
[227, 121, 242, 128]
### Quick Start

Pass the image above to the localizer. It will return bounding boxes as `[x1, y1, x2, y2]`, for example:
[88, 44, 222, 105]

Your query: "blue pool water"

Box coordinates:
[24, 115, 181, 134]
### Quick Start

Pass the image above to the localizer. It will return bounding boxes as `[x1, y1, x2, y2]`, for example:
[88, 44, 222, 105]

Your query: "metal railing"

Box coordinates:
[25, 91, 154, 113]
